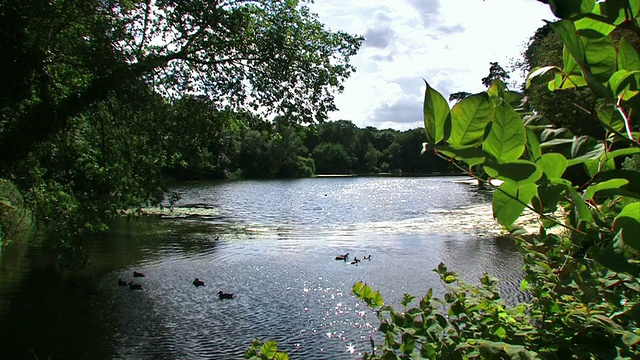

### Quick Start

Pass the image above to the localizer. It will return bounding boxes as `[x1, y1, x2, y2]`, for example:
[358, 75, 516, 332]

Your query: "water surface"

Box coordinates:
[0, 176, 525, 359]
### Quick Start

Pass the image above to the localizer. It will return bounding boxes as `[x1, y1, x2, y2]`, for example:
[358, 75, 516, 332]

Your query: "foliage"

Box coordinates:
[350, 0, 640, 358]
[481, 62, 511, 89]
[0, 179, 30, 247]
[0, 0, 362, 248]
[245, 339, 289, 360]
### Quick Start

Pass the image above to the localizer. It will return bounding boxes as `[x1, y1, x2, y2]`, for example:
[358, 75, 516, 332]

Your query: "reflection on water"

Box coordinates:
[0, 177, 525, 359]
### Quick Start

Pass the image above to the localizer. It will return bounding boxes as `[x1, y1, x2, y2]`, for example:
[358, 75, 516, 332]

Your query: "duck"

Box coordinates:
[335, 252, 349, 260]
[363, 255, 372, 260]
[214, 236, 220, 241]
[133, 271, 145, 278]
[350, 257, 360, 265]
[193, 278, 205, 287]
[129, 282, 143, 290]
[118, 279, 128, 286]
[218, 291, 235, 299]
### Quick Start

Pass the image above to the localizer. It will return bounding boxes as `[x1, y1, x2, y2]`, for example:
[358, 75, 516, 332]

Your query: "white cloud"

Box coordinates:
[309, 0, 555, 130]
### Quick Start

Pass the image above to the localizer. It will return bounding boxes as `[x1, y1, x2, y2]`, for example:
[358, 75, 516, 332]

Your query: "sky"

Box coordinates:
[308, 0, 556, 130]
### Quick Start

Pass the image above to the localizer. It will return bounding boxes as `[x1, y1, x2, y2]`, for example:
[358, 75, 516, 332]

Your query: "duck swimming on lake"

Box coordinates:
[218, 291, 235, 299]
[133, 271, 145, 277]
[193, 278, 205, 287]
[350, 257, 360, 265]
[129, 282, 143, 290]
[363, 255, 371, 260]
[335, 253, 349, 260]
[118, 279, 128, 286]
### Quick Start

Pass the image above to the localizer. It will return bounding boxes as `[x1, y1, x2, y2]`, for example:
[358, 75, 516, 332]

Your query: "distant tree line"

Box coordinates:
[163, 98, 454, 180]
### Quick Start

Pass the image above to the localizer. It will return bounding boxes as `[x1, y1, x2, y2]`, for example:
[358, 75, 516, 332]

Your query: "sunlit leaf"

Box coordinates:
[492, 181, 538, 226]
[449, 93, 492, 147]
[260, 340, 278, 358]
[423, 80, 451, 145]
[575, 16, 615, 38]
[537, 153, 568, 179]
[618, 37, 640, 70]
[585, 36, 616, 82]
[526, 66, 560, 89]
[584, 179, 629, 200]
[482, 102, 526, 163]
[613, 202, 640, 251]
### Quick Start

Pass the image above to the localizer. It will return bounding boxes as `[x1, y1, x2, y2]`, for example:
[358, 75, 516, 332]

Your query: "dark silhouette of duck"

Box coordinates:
[214, 236, 220, 241]
[218, 291, 235, 299]
[363, 255, 372, 260]
[335, 252, 349, 260]
[129, 282, 143, 290]
[193, 278, 205, 287]
[133, 271, 145, 278]
[118, 279, 128, 286]
[350, 257, 360, 265]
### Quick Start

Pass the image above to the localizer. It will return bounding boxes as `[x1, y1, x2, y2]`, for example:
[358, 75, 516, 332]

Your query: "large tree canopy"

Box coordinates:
[0, 0, 362, 245]
[0, 0, 362, 171]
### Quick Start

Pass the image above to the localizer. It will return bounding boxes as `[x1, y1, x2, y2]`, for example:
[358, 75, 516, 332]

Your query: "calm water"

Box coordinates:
[0, 177, 525, 359]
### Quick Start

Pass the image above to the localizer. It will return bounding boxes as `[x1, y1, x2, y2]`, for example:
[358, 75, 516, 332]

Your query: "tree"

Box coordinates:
[0, 0, 362, 242]
[481, 61, 510, 88]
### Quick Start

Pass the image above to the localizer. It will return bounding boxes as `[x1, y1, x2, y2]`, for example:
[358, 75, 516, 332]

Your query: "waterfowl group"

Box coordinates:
[335, 253, 372, 265]
[117, 270, 236, 300]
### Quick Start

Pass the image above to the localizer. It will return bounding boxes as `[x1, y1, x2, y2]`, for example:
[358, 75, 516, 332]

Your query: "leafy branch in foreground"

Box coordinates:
[353, 0, 640, 358]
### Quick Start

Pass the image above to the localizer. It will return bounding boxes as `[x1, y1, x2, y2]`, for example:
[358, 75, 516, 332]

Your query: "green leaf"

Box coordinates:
[504, 91, 524, 108]
[608, 70, 640, 100]
[584, 36, 616, 82]
[482, 102, 526, 163]
[537, 153, 568, 179]
[526, 127, 542, 161]
[548, 73, 588, 90]
[400, 332, 416, 354]
[547, 0, 594, 19]
[492, 181, 538, 226]
[423, 80, 451, 145]
[274, 353, 289, 360]
[575, 16, 616, 38]
[613, 202, 640, 251]
[436, 145, 485, 167]
[597, 105, 625, 132]
[484, 160, 542, 185]
[584, 179, 629, 200]
[448, 93, 492, 147]
[526, 66, 560, 89]
[487, 79, 505, 102]
[618, 37, 640, 71]
[550, 20, 585, 68]
[519, 279, 530, 292]
[260, 340, 278, 358]
[553, 178, 593, 224]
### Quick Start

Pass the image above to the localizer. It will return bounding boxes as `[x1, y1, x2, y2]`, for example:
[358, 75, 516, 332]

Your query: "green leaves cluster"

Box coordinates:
[353, 0, 640, 358]
[245, 339, 289, 360]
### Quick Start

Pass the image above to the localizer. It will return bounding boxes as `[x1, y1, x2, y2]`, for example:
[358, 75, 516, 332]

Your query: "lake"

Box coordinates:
[0, 176, 526, 359]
